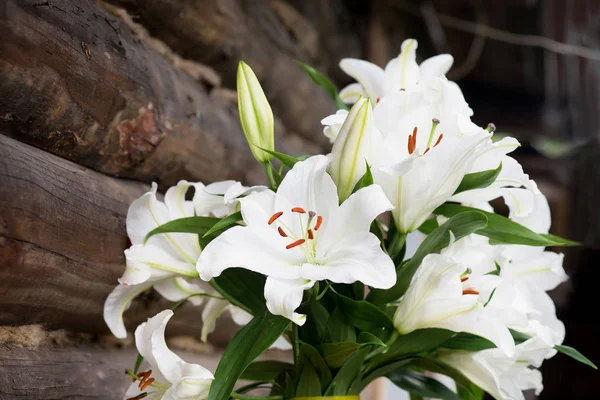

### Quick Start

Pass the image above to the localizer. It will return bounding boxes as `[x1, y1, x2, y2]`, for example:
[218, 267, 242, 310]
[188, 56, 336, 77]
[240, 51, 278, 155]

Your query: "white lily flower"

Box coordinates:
[197, 155, 395, 325]
[394, 253, 515, 356]
[339, 39, 453, 103]
[193, 180, 266, 218]
[321, 109, 349, 143]
[328, 98, 381, 202]
[237, 61, 274, 163]
[438, 337, 547, 400]
[125, 310, 213, 400]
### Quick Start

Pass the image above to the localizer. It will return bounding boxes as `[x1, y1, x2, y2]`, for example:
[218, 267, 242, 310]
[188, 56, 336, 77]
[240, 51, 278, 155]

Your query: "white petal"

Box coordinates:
[264, 277, 314, 325]
[123, 244, 199, 282]
[239, 189, 276, 227]
[310, 231, 396, 289]
[383, 39, 420, 92]
[271, 335, 293, 350]
[228, 306, 253, 326]
[275, 155, 339, 224]
[339, 83, 367, 104]
[163, 362, 213, 400]
[419, 54, 454, 79]
[165, 180, 195, 220]
[127, 183, 169, 245]
[200, 296, 230, 342]
[104, 281, 154, 339]
[196, 225, 304, 281]
[319, 184, 392, 252]
[154, 277, 210, 305]
[194, 181, 230, 218]
[339, 58, 385, 102]
[511, 188, 551, 233]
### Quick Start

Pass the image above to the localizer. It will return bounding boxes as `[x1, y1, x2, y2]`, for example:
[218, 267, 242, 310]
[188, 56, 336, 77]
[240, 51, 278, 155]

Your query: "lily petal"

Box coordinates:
[200, 296, 231, 342]
[383, 39, 420, 93]
[339, 83, 367, 104]
[104, 281, 154, 339]
[419, 54, 454, 79]
[154, 277, 210, 306]
[339, 58, 385, 102]
[264, 277, 315, 325]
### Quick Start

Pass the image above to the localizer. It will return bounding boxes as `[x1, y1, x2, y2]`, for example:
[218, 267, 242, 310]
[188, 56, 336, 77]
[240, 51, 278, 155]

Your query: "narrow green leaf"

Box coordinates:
[240, 361, 294, 382]
[211, 268, 267, 315]
[418, 218, 439, 235]
[509, 329, 531, 345]
[441, 333, 495, 352]
[145, 216, 220, 242]
[261, 148, 308, 169]
[296, 363, 322, 397]
[202, 211, 242, 238]
[555, 345, 598, 369]
[435, 203, 578, 247]
[368, 211, 488, 304]
[351, 162, 374, 194]
[299, 342, 333, 389]
[408, 358, 474, 394]
[298, 300, 330, 344]
[319, 334, 385, 369]
[133, 352, 143, 374]
[325, 347, 369, 396]
[296, 61, 348, 110]
[387, 369, 461, 400]
[454, 163, 502, 195]
[325, 307, 356, 343]
[371, 329, 455, 367]
[208, 311, 289, 400]
[335, 292, 394, 332]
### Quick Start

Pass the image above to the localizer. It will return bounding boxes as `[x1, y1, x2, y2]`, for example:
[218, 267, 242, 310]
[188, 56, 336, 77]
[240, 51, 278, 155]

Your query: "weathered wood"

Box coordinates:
[0, 135, 239, 344]
[1, 0, 312, 187]
[105, 0, 337, 146]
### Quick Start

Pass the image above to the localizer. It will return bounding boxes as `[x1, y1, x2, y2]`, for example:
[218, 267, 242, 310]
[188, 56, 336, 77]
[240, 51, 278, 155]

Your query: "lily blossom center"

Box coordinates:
[407, 118, 444, 156]
[460, 269, 480, 296]
[268, 208, 324, 262]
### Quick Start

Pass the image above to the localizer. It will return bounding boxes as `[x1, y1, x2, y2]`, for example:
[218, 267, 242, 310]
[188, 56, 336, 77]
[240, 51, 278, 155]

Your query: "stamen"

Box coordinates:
[286, 239, 306, 249]
[140, 377, 155, 391]
[407, 127, 417, 155]
[127, 394, 148, 400]
[277, 227, 288, 237]
[434, 133, 444, 147]
[462, 289, 480, 295]
[268, 211, 283, 225]
[460, 276, 469, 282]
[307, 229, 314, 240]
[291, 207, 306, 214]
[426, 118, 441, 149]
[314, 216, 323, 231]
[376, 97, 381, 103]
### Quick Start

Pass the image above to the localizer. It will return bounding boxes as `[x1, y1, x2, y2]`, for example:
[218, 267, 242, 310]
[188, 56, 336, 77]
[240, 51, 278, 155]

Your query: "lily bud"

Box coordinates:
[328, 98, 373, 202]
[236, 61, 274, 163]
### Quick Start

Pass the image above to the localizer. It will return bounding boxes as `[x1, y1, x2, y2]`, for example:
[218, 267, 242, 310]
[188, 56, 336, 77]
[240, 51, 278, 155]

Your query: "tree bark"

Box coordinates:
[0, 0, 318, 188]
[0, 135, 238, 343]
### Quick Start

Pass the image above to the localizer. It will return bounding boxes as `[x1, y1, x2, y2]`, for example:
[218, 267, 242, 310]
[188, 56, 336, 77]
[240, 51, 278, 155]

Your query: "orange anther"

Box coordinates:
[140, 377, 155, 391]
[307, 229, 314, 240]
[268, 211, 283, 225]
[462, 289, 480, 295]
[314, 216, 323, 231]
[291, 207, 306, 214]
[127, 393, 148, 400]
[286, 239, 306, 249]
[277, 227, 288, 237]
[460, 276, 469, 282]
[408, 127, 418, 155]
[434, 133, 444, 147]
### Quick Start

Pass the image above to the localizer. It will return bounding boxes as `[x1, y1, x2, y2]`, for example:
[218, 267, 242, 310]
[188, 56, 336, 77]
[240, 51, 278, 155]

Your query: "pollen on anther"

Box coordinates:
[140, 377, 155, 391]
[308, 229, 314, 239]
[286, 239, 306, 249]
[291, 207, 306, 214]
[278, 227, 288, 237]
[314, 215, 323, 231]
[127, 393, 148, 400]
[434, 133, 444, 147]
[462, 289, 480, 295]
[460, 276, 469, 282]
[408, 127, 418, 155]
[268, 211, 283, 225]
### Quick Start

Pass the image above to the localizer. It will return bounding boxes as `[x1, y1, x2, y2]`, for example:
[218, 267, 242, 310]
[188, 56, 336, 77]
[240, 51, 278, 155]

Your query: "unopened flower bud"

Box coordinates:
[236, 61, 274, 163]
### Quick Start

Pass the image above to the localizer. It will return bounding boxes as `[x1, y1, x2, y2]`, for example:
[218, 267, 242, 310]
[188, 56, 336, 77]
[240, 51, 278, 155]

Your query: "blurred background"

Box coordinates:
[1, 0, 598, 398]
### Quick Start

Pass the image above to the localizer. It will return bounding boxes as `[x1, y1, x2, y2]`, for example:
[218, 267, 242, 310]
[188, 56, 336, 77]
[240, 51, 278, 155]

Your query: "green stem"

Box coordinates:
[230, 392, 283, 400]
[265, 162, 277, 190]
[387, 231, 407, 261]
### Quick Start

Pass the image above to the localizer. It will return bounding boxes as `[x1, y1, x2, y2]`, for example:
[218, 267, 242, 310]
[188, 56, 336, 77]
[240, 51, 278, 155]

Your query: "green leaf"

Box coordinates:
[418, 218, 439, 235]
[145, 216, 220, 243]
[208, 311, 289, 400]
[299, 342, 333, 389]
[434, 203, 578, 247]
[371, 329, 455, 367]
[335, 292, 394, 332]
[351, 162, 374, 194]
[454, 163, 502, 195]
[325, 307, 356, 343]
[368, 211, 488, 304]
[441, 333, 495, 352]
[387, 369, 461, 400]
[408, 358, 475, 393]
[555, 345, 598, 369]
[319, 333, 385, 369]
[296, 61, 348, 110]
[325, 347, 369, 396]
[296, 363, 322, 397]
[240, 361, 294, 382]
[509, 329, 531, 345]
[202, 211, 242, 238]
[211, 268, 267, 314]
[457, 383, 484, 400]
[133, 352, 143, 374]
[261, 148, 308, 169]
[298, 300, 330, 344]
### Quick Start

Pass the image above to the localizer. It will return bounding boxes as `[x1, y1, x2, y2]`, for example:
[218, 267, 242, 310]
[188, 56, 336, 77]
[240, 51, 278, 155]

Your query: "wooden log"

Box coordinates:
[104, 0, 337, 146]
[0, 0, 318, 188]
[0, 135, 238, 344]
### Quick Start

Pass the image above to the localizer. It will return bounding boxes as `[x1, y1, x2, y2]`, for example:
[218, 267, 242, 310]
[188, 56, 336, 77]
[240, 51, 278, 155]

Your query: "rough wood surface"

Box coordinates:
[105, 0, 338, 146]
[0, 135, 238, 344]
[0, 0, 321, 188]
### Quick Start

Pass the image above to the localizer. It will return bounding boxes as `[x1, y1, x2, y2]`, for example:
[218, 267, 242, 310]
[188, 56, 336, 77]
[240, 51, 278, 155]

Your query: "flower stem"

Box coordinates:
[265, 162, 278, 190]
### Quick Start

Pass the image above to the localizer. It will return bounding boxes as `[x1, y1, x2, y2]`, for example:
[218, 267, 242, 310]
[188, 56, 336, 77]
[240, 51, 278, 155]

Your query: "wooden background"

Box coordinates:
[1, 0, 598, 398]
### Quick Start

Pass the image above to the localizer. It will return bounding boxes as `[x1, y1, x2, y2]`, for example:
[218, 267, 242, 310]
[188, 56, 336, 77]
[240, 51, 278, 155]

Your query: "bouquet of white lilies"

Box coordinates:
[104, 39, 595, 400]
